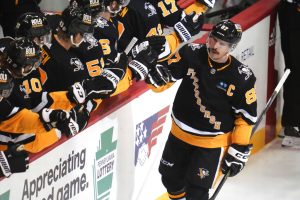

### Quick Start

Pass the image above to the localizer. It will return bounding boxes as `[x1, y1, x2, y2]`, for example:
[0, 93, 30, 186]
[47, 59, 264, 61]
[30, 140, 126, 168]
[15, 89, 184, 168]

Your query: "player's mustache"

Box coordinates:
[208, 48, 219, 54]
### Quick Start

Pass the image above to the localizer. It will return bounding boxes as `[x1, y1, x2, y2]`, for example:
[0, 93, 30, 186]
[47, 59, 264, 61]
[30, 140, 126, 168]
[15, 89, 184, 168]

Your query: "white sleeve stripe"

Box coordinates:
[232, 106, 257, 123]
[31, 92, 48, 113]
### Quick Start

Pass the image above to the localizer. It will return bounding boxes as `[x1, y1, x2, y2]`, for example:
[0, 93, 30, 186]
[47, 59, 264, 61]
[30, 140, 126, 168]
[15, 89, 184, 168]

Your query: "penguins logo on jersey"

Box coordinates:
[95, 17, 109, 28]
[70, 58, 84, 72]
[197, 168, 210, 179]
[188, 43, 203, 51]
[144, 2, 157, 17]
[238, 65, 252, 80]
[83, 33, 99, 50]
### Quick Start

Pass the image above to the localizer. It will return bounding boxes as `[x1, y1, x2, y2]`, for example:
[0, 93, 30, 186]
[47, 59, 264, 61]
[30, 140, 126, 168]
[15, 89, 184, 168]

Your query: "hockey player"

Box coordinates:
[15, 12, 52, 47]
[67, 0, 161, 100]
[0, 38, 87, 153]
[149, 20, 257, 200]
[39, 5, 95, 92]
[117, 0, 209, 62]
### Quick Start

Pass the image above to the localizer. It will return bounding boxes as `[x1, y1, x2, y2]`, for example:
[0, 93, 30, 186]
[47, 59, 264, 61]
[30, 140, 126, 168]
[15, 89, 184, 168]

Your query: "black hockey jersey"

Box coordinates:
[148, 0, 208, 27]
[117, 0, 163, 52]
[93, 16, 119, 62]
[40, 36, 90, 92]
[163, 43, 257, 147]
[69, 33, 106, 78]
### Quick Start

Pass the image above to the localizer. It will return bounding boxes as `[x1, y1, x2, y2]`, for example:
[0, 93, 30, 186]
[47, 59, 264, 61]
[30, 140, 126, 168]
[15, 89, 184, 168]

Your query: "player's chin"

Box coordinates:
[208, 52, 219, 60]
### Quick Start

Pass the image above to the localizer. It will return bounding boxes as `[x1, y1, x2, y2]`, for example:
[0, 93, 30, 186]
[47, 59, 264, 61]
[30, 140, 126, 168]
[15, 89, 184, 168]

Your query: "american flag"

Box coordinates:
[134, 106, 170, 166]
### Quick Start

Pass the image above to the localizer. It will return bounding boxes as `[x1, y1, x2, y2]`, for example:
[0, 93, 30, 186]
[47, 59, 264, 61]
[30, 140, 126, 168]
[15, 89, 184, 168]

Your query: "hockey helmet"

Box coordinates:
[61, 6, 94, 36]
[5, 38, 42, 79]
[69, 0, 103, 16]
[15, 12, 52, 46]
[0, 68, 14, 100]
[210, 20, 242, 45]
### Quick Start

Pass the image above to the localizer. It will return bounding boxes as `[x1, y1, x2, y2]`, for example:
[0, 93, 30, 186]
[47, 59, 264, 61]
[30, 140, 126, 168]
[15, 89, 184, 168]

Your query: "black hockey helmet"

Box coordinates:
[15, 12, 51, 38]
[0, 68, 14, 100]
[103, 0, 130, 15]
[69, 0, 103, 16]
[61, 5, 94, 36]
[5, 38, 42, 79]
[211, 20, 242, 45]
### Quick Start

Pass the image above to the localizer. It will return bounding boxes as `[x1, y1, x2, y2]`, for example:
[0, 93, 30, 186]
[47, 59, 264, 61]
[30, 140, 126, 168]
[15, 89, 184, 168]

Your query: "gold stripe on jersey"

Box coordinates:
[171, 120, 231, 148]
[23, 128, 60, 153]
[39, 67, 47, 85]
[48, 91, 74, 110]
[184, 2, 207, 15]
[119, 7, 129, 17]
[231, 116, 253, 145]
[117, 21, 125, 39]
[111, 68, 133, 96]
[168, 192, 186, 199]
[147, 82, 175, 93]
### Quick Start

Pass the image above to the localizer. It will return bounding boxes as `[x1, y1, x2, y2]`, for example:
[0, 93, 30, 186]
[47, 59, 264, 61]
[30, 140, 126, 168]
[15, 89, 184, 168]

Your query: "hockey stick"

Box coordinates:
[209, 68, 291, 200]
[124, 37, 138, 55]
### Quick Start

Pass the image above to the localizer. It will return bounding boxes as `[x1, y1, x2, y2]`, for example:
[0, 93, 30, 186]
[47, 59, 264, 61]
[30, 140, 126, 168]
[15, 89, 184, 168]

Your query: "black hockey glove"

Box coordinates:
[129, 42, 158, 81]
[145, 36, 167, 55]
[82, 73, 117, 100]
[221, 143, 253, 177]
[66, 82, 86, 104]
[39, 108, 79, 137]
[106, 52, 128, 80]
[39, 108, 69, 131]
[0, 144, 29, 177]
[146, 64, 171, 88]
[174, 11, 204, 42]
[68, 100, 96, 131]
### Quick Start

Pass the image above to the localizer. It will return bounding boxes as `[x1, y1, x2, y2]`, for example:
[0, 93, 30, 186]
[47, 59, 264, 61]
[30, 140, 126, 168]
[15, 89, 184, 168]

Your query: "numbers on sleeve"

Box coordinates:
[157, 0, 178, 17]
[86, 59, 104, 77]
[146, 24, 163, 37]
[245, 88, 257, 104]
[99, 39, 111, 55]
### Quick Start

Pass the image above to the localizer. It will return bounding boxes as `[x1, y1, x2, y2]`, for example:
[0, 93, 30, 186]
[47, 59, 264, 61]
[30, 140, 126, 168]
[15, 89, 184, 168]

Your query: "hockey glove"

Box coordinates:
[146, 36, 167, 55]
[39, 108, 69, 131]
[129, 43, 158, 81]
[56, 117, 79, 137]
[66, 82, 86, 104]
[146, 64, 171, 88]
[82, 72, 117, 100]
[0, 144, 29, 177]
[174, 11, 204, 42]
[221, 143, 253, 177]
[105, 52, 128, 80]
[68, 100, 96, 131]
[131, 41, 149, 58]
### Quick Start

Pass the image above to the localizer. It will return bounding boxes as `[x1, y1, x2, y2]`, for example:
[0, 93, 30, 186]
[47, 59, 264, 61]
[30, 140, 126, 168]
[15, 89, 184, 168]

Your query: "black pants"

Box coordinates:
[278, 1, 300, 127]
[159, 133, 224, 200]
